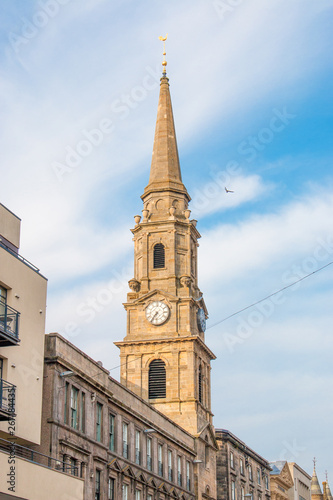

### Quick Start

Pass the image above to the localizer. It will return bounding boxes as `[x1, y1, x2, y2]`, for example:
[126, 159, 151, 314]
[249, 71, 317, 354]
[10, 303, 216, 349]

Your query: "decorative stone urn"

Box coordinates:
[184, 209, 191, 220]
[134, 215, 141, 225]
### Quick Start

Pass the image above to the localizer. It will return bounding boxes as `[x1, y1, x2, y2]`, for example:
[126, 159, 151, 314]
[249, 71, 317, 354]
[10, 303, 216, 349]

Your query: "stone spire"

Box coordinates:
[142, 73, 190, 202]
[312, 460, 323, 500]
[323, 476, 333, 500]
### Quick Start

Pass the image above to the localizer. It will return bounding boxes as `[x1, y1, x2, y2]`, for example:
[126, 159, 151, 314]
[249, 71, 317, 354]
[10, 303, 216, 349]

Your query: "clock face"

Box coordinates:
[197, 308, 206, 332]
[145, 301, 170, 325]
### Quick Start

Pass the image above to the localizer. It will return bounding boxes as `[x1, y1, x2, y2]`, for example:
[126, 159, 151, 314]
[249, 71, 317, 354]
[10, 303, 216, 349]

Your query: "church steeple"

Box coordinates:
[142, 73, 189, 202]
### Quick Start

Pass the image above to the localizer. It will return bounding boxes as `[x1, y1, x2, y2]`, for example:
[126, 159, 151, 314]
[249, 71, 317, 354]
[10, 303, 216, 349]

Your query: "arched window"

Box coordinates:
[149, 360, 166, 399]
[153, 243, 165, 269]
[198, 365, 202, 404]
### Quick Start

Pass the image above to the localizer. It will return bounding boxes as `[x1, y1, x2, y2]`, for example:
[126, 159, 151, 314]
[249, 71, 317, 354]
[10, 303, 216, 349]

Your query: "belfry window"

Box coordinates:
[153, 243, 165, 268]
[198, 365, 202, 404]
[149, 359, 166, 399]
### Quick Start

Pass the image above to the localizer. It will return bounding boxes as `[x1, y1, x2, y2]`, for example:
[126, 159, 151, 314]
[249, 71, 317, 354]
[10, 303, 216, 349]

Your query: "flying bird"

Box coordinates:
[225, 187, 234, 193]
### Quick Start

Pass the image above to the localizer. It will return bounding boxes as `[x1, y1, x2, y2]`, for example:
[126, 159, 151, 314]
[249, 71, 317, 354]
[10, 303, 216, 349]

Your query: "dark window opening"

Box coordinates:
[154, 243, 165, 268]
[149, 360, 166, 399]
[198, 366, 202, 404]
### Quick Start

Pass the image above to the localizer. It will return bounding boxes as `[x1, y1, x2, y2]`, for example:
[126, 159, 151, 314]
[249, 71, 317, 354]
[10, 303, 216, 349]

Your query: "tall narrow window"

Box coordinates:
[240, 458, 244, 475]
[64, 382, 69, 425]
[158, 444, 163, 476]
[153, 243, 165, 268]
[257, 468, 261, 484]
[95, 470, 101, 500]
[177, 456, 182, 486]
[249, 465, 253, 481]
[122, 484, 128, 500]
[230, 451, 234, 468]
[241, 487, 245, 500]
[231, 481, 236, 500]
[96, 403, 103, 442]
[205, 437, 209, 468]
[0, 286, 7, 304]
[135, 430, 141, 464]
[108, 478, 115, 500]
[109, 414, 115, 451]
[123, 422, 128, 459]
[168, 449, 173, 481]
[135, 490, 141, 500]
[147, 437, 152, 471]
[198, 365, 202, 404]
[70, 387, 79, 429]
[149, 359, 166, 399]
[186, 461, 191, 490]
[80, 392, 85, 432]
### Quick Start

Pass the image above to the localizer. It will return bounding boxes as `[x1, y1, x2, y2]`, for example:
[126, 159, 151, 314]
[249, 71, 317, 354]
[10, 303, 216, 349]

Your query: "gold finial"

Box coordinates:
[326, 471, 328, 482]
[158, 33, 168, 75]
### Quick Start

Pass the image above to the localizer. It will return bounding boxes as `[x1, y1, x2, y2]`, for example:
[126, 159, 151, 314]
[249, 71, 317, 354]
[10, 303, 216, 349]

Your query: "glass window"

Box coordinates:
[258, 469, 261, 484]
[123, 422, 128, 458]
[0, 286, 7, 304]
[241, 487, 245, 500]
[147, 436, 152, 471]
[249, 465, 253, 480]
[96, 403, 103, 442]
[135, 430, 140, 464]
[122, 484, 128, 500]
[186, 461, 191, 490]
[168, 449, 173, 481]
[70, 386, 79, 429]
[80, 392, 85, 432]
[177, 456, 182, 486]
[64, 382, 69, 424]
[108, 478, 115, 500]
[158, 443, 163, 476]
[135, 490, 141, 500]
[109, 414, 115, 451]
[230, 451, 234, 468]
[265, 475, 269, 490]
[240, 458, 244, 474]
[95, 470, 101, 500]
[231, 481, 236, 500]
[147, 495, 152, 500]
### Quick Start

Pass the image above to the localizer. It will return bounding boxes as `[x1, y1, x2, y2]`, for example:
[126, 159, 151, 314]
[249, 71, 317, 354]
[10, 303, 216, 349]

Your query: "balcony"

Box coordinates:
[0, 437, 79, 476]
[0, 379, 16, 421]
[0, 299, 20, 346]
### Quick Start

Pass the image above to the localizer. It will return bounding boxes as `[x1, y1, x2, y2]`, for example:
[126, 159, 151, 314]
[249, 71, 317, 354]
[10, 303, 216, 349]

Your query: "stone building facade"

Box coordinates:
[41, 332, 197, 500]
[287, 463, 311, 500]
[215, 429, 271, 500]
[269, 461, 294, 500]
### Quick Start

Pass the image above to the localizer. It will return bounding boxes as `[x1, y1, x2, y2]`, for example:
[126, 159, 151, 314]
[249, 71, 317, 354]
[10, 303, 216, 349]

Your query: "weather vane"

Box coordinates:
[158, 33, 168, 75]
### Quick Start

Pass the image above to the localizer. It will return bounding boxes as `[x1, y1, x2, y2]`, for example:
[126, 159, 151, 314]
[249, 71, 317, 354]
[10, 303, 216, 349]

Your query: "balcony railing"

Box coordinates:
[0, 437, 79, 476]
[0, 299, 20, 346]
[0, 379, 16, 420]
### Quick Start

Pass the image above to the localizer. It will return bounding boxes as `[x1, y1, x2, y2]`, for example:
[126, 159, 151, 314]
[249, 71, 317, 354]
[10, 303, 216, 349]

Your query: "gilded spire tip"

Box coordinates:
[158, 33, 168, 75]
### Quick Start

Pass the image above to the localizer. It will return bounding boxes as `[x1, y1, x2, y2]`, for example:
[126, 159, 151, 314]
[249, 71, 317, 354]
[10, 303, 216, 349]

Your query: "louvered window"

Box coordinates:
[153, 243, 165, 268]
[149, 360, 166, 399]
[198, 366, 202, 403]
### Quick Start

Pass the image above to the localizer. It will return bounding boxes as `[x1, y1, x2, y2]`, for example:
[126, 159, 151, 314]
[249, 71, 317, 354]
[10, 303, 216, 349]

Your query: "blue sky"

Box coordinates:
[1, 0, 333, 484]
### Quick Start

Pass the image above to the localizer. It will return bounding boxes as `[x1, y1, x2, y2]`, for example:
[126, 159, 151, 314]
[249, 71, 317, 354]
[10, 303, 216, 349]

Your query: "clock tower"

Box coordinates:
[115, 65, 216, 439]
